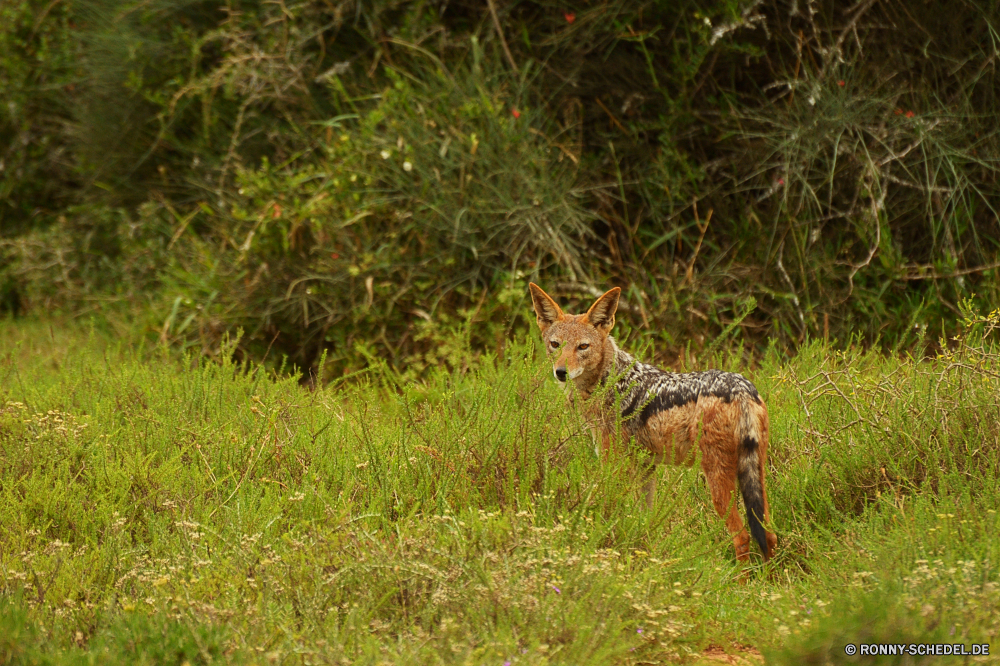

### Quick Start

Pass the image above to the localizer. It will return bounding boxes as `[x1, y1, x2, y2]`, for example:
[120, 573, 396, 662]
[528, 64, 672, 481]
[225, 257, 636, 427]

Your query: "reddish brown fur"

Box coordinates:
[529, 283, 777, 562]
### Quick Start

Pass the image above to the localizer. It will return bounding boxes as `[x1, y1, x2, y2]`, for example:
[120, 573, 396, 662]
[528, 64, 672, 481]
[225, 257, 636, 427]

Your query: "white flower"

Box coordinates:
[403, 161, 413, 172]
[380, 150, 391, 159]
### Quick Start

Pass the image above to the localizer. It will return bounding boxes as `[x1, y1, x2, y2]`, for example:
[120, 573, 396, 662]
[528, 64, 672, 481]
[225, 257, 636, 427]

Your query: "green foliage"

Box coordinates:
[0, 600, 39, 664]
[719, 2, 1000, 345]
[144, 48, 594, 373]
[0, 204, 171, 312]
[0, 0, 77, 234]
[770, 563, 1000, 664]
[0, 602, 229, 665]
[2, 0, 1000, 370]
[0, 309, 999, 662]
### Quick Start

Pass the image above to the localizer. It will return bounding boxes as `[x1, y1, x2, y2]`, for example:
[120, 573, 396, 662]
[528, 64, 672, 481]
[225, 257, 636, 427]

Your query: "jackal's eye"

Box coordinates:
[578, 343, 590, 350]
[549, 340, 560, 349]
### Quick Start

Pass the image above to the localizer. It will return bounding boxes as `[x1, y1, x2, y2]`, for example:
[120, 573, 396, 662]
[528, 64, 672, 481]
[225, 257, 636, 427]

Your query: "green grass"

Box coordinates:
[1, 311, 999, 664]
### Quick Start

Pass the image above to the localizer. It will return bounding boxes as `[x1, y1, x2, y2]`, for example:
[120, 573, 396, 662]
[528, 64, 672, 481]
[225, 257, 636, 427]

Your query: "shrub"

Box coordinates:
[3, 0, 999, 368]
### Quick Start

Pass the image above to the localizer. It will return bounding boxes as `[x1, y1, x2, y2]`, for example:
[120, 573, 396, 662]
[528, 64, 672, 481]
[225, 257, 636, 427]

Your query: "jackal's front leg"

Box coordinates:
[640, 451, 669, 509]
[642, 465, 657, 509]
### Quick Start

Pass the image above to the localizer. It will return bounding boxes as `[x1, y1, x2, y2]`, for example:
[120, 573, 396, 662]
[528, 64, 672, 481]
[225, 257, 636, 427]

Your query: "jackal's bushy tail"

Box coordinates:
[736, 395, 770, 560]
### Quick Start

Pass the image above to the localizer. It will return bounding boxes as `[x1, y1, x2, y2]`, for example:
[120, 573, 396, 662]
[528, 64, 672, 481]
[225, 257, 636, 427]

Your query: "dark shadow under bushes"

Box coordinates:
[2, 0, 999, 374]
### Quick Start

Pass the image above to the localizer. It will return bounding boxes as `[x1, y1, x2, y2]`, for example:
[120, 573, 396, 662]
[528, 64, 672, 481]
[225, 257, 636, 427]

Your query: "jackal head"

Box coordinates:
[528, 283, 621, 390]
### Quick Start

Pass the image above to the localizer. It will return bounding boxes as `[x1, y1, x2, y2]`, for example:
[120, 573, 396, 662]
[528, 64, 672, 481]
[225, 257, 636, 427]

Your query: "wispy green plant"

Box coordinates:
[148, 45, 597, 375]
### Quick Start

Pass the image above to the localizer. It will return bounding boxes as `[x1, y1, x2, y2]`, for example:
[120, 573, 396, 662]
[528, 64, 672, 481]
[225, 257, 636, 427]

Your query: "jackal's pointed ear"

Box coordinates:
[528, 283, 564, 332]
[584, 287, 621, 333]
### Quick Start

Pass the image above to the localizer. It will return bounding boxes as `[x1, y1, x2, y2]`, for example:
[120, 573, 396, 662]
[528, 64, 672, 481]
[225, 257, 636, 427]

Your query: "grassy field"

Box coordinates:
[1, 311, 999, 665]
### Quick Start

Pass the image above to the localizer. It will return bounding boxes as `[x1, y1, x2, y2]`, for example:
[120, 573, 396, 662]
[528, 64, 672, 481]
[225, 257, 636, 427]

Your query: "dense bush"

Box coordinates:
[0, 1, 77, 236]
[2, 0, 999, 373]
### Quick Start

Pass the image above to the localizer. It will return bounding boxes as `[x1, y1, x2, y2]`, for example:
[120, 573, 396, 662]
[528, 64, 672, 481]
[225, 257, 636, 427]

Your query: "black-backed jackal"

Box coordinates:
[529, 283, 777, 562]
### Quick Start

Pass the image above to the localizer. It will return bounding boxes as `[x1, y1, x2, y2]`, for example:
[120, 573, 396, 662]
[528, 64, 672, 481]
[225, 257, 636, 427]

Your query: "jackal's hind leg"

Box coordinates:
[703, 465, 751, 562]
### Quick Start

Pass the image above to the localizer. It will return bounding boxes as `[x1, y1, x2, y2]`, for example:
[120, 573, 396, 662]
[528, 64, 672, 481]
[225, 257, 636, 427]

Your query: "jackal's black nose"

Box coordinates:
[555, 367, 567, 382]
